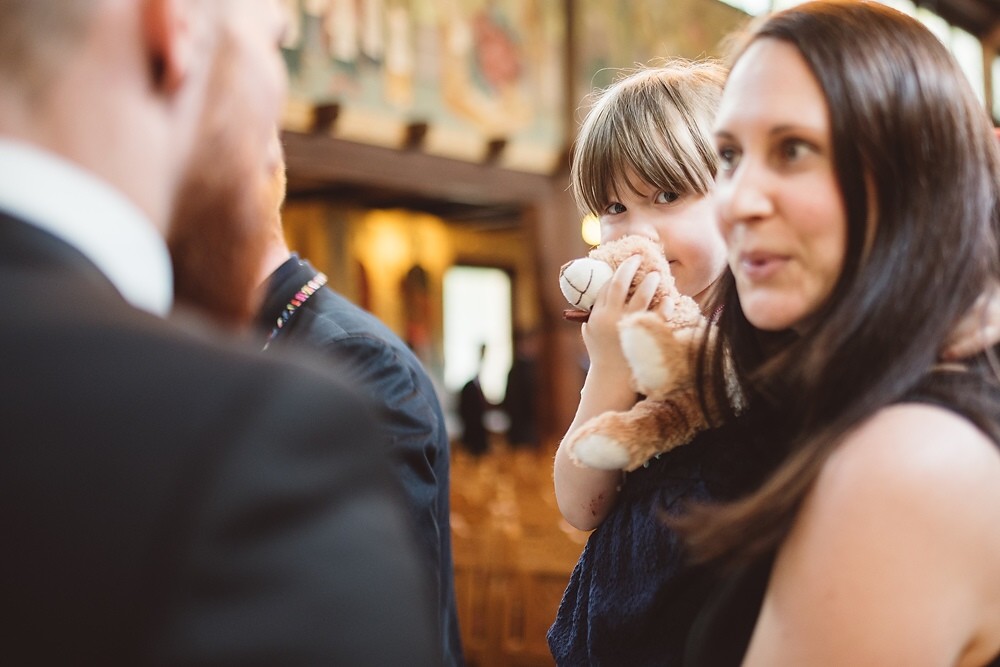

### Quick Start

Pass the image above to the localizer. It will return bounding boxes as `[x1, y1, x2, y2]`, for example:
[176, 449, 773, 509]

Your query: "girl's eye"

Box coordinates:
[654, 191, 680, 205]
[603, 202, 626, 215]
[717, 146, 740, 172]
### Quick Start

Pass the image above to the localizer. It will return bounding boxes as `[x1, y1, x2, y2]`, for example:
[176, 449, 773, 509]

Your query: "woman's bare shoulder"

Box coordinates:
[826, 402, 1000, 506]
[747, 403, 1000, 666]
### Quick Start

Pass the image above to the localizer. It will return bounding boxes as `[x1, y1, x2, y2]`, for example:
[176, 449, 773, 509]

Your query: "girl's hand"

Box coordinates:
[582, 254, 661, 372]
[941, 283, 1000, 361]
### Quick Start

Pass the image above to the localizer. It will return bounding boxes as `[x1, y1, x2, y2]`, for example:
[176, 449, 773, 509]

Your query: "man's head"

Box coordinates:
[0, 1, 98, 101]
[169, 125, 292, 328]
[0, 0, 289, 236]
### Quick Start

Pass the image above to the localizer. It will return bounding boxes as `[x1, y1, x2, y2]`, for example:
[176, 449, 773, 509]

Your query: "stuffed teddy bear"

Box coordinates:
[558, 235, 728, 471]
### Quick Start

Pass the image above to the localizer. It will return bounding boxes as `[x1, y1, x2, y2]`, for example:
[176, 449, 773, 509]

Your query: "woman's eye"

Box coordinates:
[717, 146, 740, 171]
[654, 191, 680, 204]
[779, 139, 811, 162]
[603, 202, 626, 215]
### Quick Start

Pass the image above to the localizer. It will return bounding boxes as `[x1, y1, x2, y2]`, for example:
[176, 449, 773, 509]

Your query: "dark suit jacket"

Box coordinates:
[257, 257, 464, 667]
[0, 213, 439, 666]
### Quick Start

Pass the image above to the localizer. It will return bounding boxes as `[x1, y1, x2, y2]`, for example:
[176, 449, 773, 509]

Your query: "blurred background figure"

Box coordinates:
[503, 328, 541, 450]
[458, 343, 491, 457]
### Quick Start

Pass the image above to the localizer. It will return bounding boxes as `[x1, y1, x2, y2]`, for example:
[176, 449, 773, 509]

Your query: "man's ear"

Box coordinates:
[141, 0, 196, 93]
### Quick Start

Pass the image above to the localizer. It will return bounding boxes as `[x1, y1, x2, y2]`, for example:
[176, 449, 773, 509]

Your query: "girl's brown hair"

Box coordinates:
[570, 60, 726, 216]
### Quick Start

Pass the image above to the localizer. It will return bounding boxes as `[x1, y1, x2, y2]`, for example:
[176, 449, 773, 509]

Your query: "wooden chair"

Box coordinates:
[451, 447, 587, 667]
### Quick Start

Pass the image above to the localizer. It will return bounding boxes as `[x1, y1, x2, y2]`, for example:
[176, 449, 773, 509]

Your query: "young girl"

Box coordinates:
[683, 3, 1000, 664]
[549, 60, 735, 666]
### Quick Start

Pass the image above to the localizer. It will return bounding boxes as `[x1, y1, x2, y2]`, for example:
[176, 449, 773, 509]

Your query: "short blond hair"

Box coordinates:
[570, 60, 726, 216]
[0, 1, 98, 98]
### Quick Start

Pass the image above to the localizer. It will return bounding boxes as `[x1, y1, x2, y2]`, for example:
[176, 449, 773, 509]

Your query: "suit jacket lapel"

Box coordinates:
[0, 210, 127, 304]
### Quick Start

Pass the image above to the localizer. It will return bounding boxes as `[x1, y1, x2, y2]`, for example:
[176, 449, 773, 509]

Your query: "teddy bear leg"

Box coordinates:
[568, 395, 708, 472]
[572, 432, 632, 470]
[619, 312, 703, 397]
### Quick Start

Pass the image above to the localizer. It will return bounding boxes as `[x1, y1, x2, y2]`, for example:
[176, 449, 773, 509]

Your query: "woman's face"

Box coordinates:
[713, 38, 848, 332]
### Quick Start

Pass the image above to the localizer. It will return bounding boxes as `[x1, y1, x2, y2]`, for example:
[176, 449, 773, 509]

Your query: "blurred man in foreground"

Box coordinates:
[0, 1, 437, 664]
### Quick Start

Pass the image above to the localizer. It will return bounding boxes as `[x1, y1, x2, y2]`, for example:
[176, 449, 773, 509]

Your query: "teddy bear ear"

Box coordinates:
[559, 258, 613, 311]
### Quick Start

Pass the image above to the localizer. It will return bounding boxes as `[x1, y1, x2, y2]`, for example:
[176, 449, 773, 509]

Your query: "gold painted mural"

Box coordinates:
[281, 0, 566, 172]
[575, 0, 750, 101]
[279, 0, 749, 172]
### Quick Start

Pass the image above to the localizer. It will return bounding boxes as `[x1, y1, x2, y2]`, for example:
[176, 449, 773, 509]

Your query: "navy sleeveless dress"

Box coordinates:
[547, 421, 763, 666]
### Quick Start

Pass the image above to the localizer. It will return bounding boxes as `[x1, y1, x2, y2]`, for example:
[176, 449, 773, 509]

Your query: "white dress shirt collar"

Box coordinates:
[0, 140, 173, 316]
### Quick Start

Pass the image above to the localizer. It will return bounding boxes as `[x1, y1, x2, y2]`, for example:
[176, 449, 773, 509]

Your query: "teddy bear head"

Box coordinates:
[559, 235, 678, 321]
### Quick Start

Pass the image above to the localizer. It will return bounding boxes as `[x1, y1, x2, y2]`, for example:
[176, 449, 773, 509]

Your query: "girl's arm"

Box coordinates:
[554, 255, 662, 530]
[744, 403, 1000, 666]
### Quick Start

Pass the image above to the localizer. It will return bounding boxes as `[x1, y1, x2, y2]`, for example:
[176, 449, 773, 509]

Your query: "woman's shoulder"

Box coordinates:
[831, 402, 1000, 496]
[747, 403, 1000, 665]
[816, 403, 1000, 543]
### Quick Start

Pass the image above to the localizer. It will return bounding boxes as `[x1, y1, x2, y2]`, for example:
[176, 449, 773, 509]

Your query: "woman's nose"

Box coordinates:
[715, 162, 773, 233]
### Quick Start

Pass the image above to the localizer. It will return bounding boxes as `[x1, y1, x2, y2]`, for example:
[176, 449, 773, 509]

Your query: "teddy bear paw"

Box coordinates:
[573, 433, 631, 470]
[619, 316, 673, 392]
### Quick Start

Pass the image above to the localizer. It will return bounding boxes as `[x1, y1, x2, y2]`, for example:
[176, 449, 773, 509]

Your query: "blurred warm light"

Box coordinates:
[581, 213, 601, 246]
[366, 213, 411, 269]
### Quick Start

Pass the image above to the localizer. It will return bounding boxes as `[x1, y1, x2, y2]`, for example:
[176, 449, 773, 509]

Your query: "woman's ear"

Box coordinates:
[141, 0, 195, 93]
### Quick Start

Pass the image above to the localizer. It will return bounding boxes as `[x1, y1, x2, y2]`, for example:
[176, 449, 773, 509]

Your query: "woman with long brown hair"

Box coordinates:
[683, 2, 1000, 664]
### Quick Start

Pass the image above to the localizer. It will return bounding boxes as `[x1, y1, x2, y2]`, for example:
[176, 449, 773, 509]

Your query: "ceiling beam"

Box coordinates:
[281, 130, 554, 208]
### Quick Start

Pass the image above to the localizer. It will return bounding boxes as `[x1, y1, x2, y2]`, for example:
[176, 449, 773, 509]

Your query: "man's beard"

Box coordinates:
[167, 46, 271, 330]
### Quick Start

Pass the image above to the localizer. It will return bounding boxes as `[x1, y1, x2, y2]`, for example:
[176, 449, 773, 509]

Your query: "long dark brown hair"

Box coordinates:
[681, 0, 1000, 565]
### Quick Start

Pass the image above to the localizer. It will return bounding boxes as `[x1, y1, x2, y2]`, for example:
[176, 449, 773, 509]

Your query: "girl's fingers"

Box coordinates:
[657, 293, 676, 319]
[628, 271, 661, 313]
[596, 255, 642, 309]
[941, 283, 1000, 360]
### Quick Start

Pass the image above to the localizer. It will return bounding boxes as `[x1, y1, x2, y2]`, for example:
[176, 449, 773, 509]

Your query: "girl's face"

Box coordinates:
[599, 174, 727, 307]
[713, 38, 848, 332]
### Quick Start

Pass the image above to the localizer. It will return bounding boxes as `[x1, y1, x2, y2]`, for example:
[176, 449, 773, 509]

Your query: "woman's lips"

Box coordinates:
[737, 250, 788, 281]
